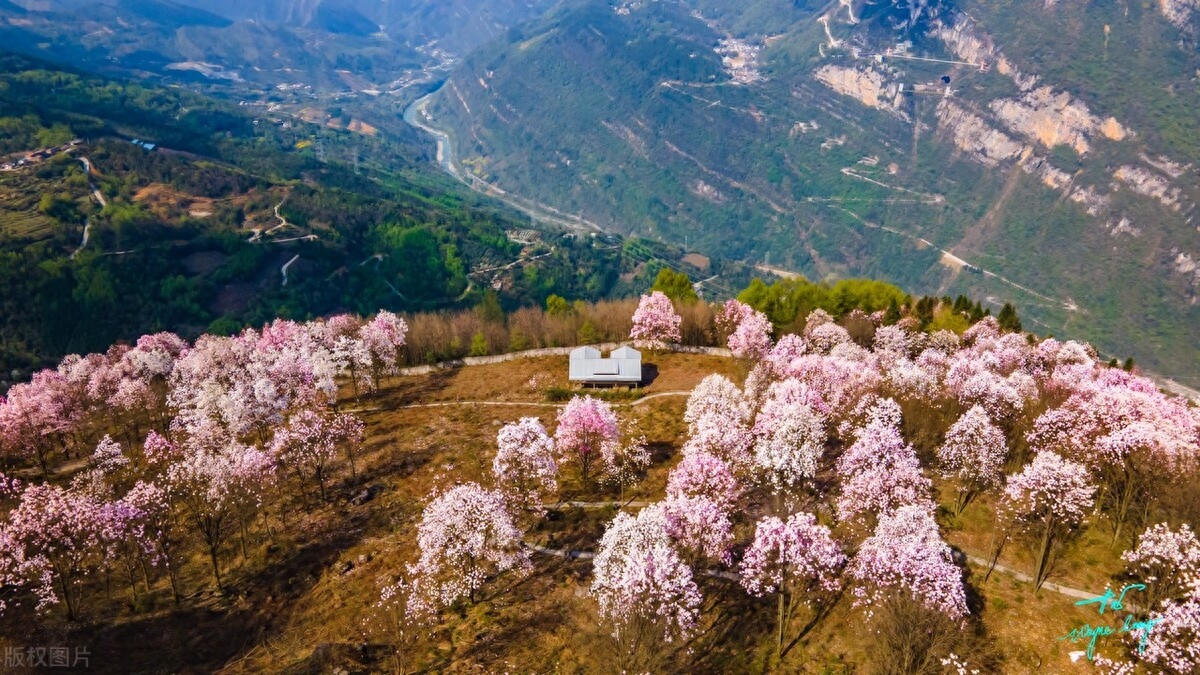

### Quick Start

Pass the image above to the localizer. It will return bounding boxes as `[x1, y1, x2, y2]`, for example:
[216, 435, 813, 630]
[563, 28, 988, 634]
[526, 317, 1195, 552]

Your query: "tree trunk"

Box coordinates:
[1033, 519, 1054, 590]
[239, 517, 250, 560]
[208, 543, 224, 591]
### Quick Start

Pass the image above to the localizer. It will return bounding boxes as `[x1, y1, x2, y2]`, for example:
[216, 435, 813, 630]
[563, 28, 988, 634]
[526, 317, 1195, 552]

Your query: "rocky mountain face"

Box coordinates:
[430, 0, 1200, 383]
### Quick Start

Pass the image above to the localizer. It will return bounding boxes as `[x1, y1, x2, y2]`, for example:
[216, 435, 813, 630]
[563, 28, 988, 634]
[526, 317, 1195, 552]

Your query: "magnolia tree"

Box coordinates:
[492, 417, 558, 514]
[665, 451, 742, 511]
[752, 379, 828, 498]
[122, 480, 183, 604]
[0, 370, 79, 476]
[358, 310, 409, 390]
[0, 483, 118, 620]
[605, 419, 651, 501]
[1029, 380, 1199, 543]
[836, 418, 932, 525]
[270, 410, 365, 502]
[406, 483, 529, 618]
[629, 291, 682, 350]
[849, 505, 970, 675]
[555, 395, 620, 484]
[994, 451, 1096, 589]
[936, 405, 1007, 516]
[849, 504, 967, 619]
[165, 442, 276, 590]
[740, 512, 846, 663]
[1094, 588, 1200, 675]
[591, 505, 701, 669]
[716, 299, 773, 359]
[1136, 590, 1200, 674]
[1121, 523, 1200, 611]
[682, 374, 753, 468]
[660, 495, 734, 567]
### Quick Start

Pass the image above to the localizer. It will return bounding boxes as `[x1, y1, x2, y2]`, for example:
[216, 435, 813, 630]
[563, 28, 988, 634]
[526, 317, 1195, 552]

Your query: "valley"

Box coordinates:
[425, 0, 1200, 386]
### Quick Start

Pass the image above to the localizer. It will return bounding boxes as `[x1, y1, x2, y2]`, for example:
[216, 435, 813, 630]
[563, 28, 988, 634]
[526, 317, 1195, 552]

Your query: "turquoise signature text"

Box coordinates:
[1058, 584, 1161, 660]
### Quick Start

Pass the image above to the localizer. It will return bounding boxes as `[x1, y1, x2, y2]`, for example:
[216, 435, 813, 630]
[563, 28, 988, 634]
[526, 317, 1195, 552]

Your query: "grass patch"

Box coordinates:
[544, 386, 645, 402]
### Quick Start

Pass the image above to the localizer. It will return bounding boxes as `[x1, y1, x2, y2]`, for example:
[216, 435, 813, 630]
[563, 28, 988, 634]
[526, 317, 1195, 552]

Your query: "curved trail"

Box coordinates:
[343, 391, 691, 415]
[526, 501, 1103, 601]
[281, 254, 300, 286]
[72, 158, 105, 259]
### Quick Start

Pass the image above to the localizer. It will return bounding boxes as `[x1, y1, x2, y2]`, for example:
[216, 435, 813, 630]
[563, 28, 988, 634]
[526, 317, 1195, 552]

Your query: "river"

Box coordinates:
[402, 90, 461, 181]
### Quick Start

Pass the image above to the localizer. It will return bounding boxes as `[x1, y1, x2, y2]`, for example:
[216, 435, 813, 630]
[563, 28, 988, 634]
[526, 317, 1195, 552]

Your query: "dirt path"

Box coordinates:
[528, 500, 1106, 603]
[343, 391, 691, 415]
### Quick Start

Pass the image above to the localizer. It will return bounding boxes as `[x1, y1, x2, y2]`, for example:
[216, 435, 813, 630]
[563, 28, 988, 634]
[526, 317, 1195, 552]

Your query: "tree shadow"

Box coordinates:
[640, 363, 659, 387]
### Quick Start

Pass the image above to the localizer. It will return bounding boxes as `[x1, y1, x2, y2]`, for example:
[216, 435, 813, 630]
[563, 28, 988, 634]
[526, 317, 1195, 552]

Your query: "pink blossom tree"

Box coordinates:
[604, 420, 650, 502]
[740, 512, 846, 663]
[492, 417, 558, 514]
[358, 310, 408, 390]
[661, 495, 734, 567]
[1122, 523, 1200, 610]
[994, 451, 1096, 589]
[122, 480, 184, 603]
[848, 504, 967, 619]
[752, 379, 828, 497]
[0, 483, 109, 619]
[555, 395, 620, 484]
[665, 451, 741, 511]
[370, 577, 422, 674]
[270, 410, 342, 502]
[682, 374, 753, 468]
[1135, 590, 1200, 673]
[836, 420, 932, 525]
[330, 412, 366, 476]
[0, 370, 79, 475]
[100, 496, 157, 606]
[165, 442, 276, 590]
[936, 405, 1007, 516]
[406, 483, 529, 617]
[717, 299, 773, 359]
[591, 505, 701, 666]
[629, 291, 682, 350]
[1029, 382, 1198, 543]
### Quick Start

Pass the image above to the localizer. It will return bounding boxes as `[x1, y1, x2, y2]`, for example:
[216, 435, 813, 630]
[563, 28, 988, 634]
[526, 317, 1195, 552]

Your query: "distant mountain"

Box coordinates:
[428, 0, 1200, 384]
[0, 0, 413, 90]
[0, 0, 561, 93]
[170, 0, 561, 49]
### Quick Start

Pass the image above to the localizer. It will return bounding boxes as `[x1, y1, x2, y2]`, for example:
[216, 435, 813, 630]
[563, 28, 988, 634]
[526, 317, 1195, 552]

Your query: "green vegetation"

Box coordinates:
[0, 54, 740, 378]
[431, 0, 1200, 385]
[738, 276, 910, 332]
[650, 268, 699, 303]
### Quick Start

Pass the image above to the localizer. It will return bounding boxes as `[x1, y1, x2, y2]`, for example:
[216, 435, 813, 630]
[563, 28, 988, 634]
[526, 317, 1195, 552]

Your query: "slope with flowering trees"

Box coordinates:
[0, 311, 399, 620]
[2, 293, 1200, 673]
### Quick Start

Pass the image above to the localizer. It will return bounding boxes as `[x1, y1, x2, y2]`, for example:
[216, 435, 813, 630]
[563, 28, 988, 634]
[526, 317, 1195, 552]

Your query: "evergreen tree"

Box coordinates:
[997, 303, 1022, 332]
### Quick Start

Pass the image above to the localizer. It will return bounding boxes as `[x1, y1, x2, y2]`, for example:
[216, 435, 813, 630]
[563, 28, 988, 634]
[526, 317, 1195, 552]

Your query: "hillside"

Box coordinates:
[0, 53, 748, 379]
[428, 0, 1200, 386]
[1, 297, 1197, 673]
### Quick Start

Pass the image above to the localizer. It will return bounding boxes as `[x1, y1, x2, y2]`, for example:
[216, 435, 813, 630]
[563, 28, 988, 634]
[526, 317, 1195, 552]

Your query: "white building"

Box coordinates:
[568, 345, 642, 385]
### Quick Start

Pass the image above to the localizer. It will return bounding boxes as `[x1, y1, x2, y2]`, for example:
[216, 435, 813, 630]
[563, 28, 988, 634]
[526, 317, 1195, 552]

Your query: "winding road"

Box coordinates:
[71, 157, 105, 259]
[402, 90, 606, 233]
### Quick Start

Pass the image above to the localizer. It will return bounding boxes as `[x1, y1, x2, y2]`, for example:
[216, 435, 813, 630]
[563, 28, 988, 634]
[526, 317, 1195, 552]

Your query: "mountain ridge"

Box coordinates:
[427, 0, 1200, 385]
